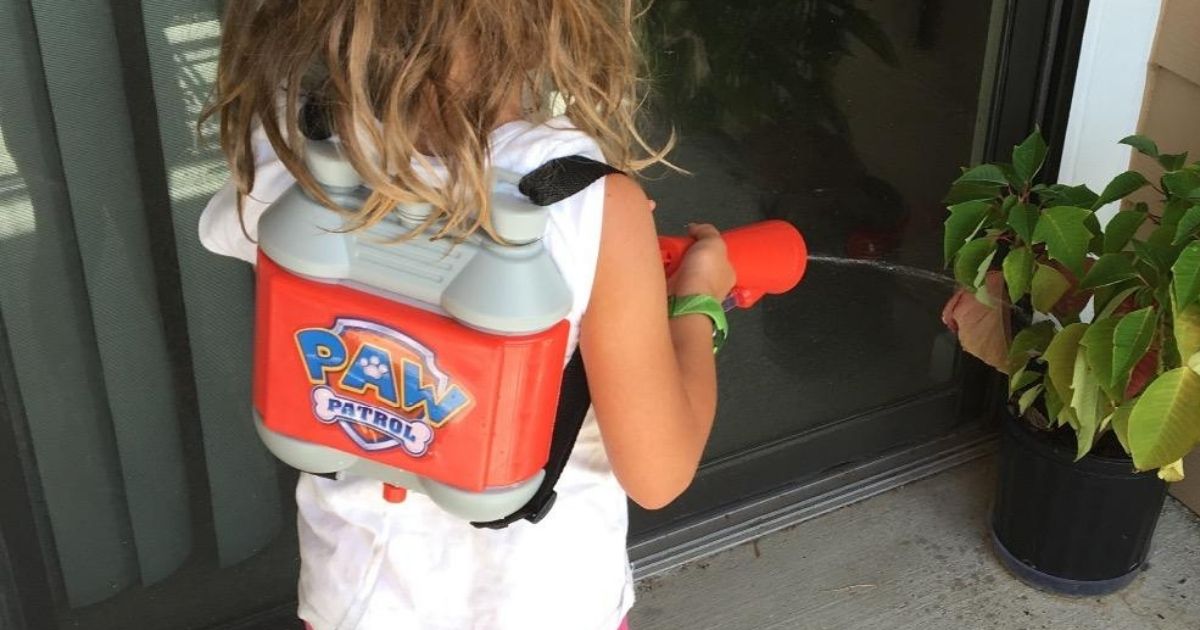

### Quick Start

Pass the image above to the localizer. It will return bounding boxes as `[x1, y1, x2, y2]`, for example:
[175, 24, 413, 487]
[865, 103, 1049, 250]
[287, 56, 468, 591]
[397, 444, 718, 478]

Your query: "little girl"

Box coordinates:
[199, 2, 734, 629]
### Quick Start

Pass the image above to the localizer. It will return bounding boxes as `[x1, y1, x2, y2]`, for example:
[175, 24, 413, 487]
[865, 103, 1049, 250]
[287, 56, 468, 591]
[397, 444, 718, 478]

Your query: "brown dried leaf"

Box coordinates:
[943, 271, 1013, 373]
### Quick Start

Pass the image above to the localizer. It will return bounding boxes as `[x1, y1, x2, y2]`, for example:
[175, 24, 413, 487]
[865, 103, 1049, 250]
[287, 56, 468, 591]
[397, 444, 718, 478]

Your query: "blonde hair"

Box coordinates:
[202, 0, 667, 239]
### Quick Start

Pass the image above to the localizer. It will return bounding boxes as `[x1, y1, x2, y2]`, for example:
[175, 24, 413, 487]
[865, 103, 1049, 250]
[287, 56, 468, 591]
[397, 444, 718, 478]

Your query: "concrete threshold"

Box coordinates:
[631, 457, 1200, 630]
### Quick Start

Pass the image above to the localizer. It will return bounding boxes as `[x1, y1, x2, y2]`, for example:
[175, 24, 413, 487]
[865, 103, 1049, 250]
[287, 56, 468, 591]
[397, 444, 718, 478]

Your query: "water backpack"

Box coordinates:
[252, 135, 629, 528]
[252, 113, 809, 529]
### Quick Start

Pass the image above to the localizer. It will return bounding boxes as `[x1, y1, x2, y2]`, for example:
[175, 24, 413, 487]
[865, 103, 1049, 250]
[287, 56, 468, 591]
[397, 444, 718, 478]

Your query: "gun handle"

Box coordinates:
[659, 236, 693, 278]
[658, 220, 807, 309]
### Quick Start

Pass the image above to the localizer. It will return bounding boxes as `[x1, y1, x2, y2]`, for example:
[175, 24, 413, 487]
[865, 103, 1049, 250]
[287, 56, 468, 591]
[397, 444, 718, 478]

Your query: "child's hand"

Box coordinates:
[668, 223, 736, 300]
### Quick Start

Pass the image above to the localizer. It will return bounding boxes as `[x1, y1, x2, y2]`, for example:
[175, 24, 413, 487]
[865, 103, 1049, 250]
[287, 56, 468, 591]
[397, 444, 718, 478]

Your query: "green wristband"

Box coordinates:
[668, 294, 729, 353]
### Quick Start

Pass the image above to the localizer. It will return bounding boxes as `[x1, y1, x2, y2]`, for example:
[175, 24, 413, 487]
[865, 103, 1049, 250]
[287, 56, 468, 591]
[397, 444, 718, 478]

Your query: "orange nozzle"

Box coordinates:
[659, 220, 808, 308]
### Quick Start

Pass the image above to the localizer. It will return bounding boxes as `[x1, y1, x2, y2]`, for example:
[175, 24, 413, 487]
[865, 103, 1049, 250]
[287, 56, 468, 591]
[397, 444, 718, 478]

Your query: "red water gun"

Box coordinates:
[659, 220, 808, 308]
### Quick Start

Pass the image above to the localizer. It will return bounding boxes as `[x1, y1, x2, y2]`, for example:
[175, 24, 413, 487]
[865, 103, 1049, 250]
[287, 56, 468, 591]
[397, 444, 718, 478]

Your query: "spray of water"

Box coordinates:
[807, 255, 956, 288]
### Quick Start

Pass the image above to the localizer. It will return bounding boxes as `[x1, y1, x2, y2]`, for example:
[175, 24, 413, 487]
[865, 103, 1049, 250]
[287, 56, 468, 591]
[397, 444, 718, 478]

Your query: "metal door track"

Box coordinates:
[630, 427, 997, 580]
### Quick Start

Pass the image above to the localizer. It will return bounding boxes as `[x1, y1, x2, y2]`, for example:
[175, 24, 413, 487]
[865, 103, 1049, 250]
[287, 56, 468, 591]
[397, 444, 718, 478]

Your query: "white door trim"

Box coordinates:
[1057, 0, 1163, 224]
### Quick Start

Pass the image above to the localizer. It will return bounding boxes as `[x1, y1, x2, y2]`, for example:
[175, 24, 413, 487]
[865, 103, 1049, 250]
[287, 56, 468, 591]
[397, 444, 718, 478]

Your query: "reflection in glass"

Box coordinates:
[639, 0, 998, 465]
[1, 3, 297, 629]
[0, 1, 1006, 628]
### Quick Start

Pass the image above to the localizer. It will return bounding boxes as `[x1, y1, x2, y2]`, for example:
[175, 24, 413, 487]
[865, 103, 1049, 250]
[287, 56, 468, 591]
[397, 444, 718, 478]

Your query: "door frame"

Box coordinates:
[629, 0, 1092, 580]
[0, 0, 1093, 628]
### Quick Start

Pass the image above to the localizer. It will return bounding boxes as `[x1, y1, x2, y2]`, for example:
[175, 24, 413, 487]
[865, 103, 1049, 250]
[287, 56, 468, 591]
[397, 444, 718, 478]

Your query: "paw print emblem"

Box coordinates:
[360, 356, 390, 380]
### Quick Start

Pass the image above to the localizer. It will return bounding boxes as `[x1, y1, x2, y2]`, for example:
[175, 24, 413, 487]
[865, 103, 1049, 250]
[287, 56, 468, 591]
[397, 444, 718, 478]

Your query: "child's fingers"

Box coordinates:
[687, 222, 720, 240]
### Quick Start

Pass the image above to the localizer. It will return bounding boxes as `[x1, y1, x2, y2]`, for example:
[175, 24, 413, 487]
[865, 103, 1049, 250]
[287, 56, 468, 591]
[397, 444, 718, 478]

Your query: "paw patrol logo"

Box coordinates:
[295, 318, 471, 456]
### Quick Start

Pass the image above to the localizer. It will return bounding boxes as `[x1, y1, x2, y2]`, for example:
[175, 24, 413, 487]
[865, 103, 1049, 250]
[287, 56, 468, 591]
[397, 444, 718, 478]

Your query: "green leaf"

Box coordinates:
[1133, 240, 1169, 276]
[943, 200, 991, 266]
[1113, 307, 1156, 396]
[1007, 321, 1056, 374]
[985, 200, 1010, 230]
[1104, 207, 1149, 254]
[1084, 213, 1105, 255]
[1137, 258, 1162, 288]
[1013, 130, 1048, 185]
[999, 164, 1023, 189]
[1096, 285, 1140, 321]
[1009, 368, 1040, 396]
[1100, 405, 1114, 434]
[1110, 398, 1136, 454]
[1093, 171, 1149, 209]
[1082, 317, 1120, 396]
[1175, 206, 1200, 245]
[1000, 194, 1018, 217]
[1044, 371, 1065, 423]
[1175, 300, 1200, 362]
[1003, 246, 1034, 302]
[1061, 404, 1080, 431]
[1007, 202, 1039, 244]
[1147, 202, 1191, 265]
[1157, 459, 1186, 482]
[1033, 206, 1093, 277]
[955, 164, 1010, 187]
[1079, 253, 1138, 290]
[1070, 347, 1105, 460]
[1120, 135, 1160, 158]
[954, 238, 997, 290]
[1018, 385, 1044, 416]
[1163, 198, 1192, 227]
[1031, 263, 1071, 313]
[1163, 300, 1183, 368]
[1128, 367, 1200, 470]
[1044, 323, 1088, 405]
[943, 181, 1003, 205]
[1164, 170, 1200, 198]
[1172, 241, 1200, 310]
[1159, 152, 1189, 172]
[1038, 184, 1100, 208]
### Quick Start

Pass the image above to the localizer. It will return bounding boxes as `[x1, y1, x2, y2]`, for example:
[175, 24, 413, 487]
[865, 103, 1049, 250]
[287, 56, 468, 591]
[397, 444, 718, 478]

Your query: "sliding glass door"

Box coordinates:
[628, 0, 1088, 555]
[0, 1, 1087, 628]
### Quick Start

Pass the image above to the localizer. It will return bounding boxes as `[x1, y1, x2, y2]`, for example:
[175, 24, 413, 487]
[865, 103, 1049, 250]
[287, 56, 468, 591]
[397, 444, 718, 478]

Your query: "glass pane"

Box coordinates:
[0, 2, 298, 629]
[0, 0, 1019, 628]
[633, 0, 1003, 532]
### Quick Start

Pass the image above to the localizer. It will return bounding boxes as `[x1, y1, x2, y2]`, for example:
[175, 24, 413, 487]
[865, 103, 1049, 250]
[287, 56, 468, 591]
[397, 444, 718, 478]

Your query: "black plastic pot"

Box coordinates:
[990, 415, 1168, 596]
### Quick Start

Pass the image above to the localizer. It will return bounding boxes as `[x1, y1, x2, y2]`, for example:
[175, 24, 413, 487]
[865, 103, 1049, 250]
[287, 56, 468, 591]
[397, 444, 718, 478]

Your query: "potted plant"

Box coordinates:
[941, 131, 1200, 596]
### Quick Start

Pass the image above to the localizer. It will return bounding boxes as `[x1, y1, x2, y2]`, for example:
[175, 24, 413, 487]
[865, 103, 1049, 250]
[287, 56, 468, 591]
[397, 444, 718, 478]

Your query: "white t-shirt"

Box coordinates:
[198, 117, 634, 630]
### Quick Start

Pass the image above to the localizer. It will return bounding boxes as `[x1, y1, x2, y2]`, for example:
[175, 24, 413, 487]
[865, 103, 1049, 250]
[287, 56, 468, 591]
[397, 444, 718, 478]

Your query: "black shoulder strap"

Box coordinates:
[471, 155, 620, 529]
[518, 155, 622, 205]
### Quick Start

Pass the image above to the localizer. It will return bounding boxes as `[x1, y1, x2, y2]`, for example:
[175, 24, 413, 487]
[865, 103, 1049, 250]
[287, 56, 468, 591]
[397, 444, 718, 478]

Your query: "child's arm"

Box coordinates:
[580, 175, 735, 510]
